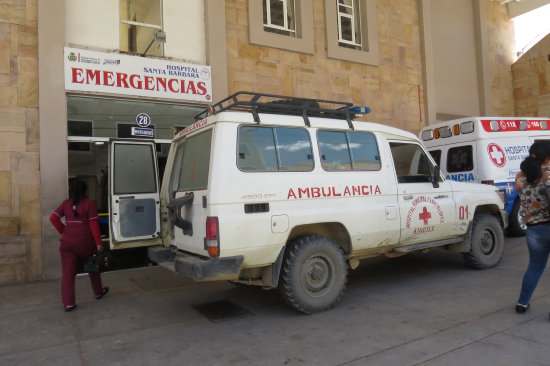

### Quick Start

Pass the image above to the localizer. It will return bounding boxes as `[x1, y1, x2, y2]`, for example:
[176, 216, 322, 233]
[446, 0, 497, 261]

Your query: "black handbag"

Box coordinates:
[83, 251, 112, 273]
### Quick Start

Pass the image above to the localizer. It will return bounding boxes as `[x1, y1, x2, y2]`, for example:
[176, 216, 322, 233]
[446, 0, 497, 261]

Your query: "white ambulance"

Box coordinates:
[106, 93, 507, 314]
[419, 117, 550, 236]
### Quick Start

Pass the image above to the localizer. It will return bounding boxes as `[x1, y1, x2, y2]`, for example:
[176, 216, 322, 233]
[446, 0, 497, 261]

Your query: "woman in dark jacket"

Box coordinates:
[49, 180, 109, 311]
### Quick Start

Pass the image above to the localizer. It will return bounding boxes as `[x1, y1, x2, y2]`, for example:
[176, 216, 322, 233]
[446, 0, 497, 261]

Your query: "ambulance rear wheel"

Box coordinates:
[462, 214, 504, 269]
[507, 199, 526, 237]
[279, 235, 348, 314]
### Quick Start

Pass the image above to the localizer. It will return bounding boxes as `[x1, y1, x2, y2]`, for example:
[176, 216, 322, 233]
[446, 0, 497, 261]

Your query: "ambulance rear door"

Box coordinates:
[108, 139, 162, 249]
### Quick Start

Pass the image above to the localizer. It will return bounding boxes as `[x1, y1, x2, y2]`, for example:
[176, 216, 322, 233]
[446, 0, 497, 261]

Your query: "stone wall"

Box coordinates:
[512, 34, 550, 117]
[486, 0, 515, 116]
[225, 0, 425, 133]
[0, 0, 40, 284]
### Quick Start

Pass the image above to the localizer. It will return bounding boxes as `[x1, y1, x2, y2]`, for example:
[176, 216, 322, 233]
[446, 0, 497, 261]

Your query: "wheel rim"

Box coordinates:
[479, 227, 496, 255]
[301, 255, 335, 297]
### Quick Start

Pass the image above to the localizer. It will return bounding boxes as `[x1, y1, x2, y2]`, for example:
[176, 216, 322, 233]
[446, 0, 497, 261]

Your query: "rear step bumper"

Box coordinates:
[148, 246, 244, 281]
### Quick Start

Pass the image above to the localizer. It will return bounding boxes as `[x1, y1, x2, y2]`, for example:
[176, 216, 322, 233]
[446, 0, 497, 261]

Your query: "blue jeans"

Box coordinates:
[517, 223, 550, 306]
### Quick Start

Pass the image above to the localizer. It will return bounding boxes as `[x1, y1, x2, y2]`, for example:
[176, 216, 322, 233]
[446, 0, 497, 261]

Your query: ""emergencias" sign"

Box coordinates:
[64, 47, 212, 103]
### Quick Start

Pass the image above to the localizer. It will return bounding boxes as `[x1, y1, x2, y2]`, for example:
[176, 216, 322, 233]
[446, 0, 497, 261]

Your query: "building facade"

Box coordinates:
[0, 0, 518, 284]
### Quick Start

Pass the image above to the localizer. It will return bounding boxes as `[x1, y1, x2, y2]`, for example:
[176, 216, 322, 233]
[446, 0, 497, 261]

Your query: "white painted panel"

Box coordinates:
[163, 0, 206, 64]
[65, 0, 119, 50]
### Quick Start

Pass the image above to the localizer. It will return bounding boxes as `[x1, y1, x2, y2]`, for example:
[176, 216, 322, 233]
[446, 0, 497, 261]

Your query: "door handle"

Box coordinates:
[434, 195, 448, 199]
[403, 195, 413, 200]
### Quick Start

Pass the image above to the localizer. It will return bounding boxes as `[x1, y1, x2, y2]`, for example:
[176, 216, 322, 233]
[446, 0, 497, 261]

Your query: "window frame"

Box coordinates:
[316, 129, 382, 172]
[337, 0, 362, 48]
[446, 145, 474, 173]
[119, 0, 164, 56]
[237, 125, 314, 173]
[248, 0, 315, 54]
[264, 0, 297, 35]
[325, 0, 379, 66]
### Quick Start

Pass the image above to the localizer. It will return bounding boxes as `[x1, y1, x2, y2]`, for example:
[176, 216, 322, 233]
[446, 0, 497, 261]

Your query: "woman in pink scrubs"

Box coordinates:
[50, 180, 109, 311]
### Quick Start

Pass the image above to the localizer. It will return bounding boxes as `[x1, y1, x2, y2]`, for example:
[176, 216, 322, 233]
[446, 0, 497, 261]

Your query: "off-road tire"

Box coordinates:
[462, 214, 504, 269]
[279, 235, 348, 314]
[506, 199, 526, 237]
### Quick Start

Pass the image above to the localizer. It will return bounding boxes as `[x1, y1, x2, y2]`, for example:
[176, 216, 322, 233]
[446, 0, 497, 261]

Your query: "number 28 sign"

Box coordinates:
[136, 113, 151, 127]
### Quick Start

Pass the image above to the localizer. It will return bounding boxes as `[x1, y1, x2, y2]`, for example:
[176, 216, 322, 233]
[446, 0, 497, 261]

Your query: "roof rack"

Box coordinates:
[194, 91, 356, 129]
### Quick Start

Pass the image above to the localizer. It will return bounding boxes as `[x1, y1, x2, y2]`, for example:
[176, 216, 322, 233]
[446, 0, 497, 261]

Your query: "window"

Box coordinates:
[68, 120, 92, 151]
[238, 126, 313, 172]
[120, 0, 163, 57]
[325, 0, 379, 65]
[248, 0, 315, 54]
[390, 142, 434, 183]
[175, 130, 212, 191]
[113, 144, 157, 194]
[429, 149, 442, 166]
[318, 130, 380, 171]
[337, 0, 361, 49]
[447, 145, 473, 173]
[264, 0, 296, 36]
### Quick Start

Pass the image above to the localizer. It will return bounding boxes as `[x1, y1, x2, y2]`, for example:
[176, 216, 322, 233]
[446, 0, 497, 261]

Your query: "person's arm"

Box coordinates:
[87, 200, 103, 252]
[49, 213, 65, 235]
[88, 219, 103, 252]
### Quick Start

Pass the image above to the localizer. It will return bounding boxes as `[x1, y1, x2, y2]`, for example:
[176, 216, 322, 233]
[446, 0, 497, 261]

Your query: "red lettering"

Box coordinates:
[311, 187, 320, 198]
[86, 69, 101, 85]
[362, 186, 369, 195]
[352, 186, 361, 195]
[186, 81, 197, 94]
[321, 187, 332, 197]
[331, 187, 341, 197]
[102, 71, 115, 86]
[287, 189, 296, 200]
[374, 185, 381, 194]
[117, 72, 129, 88]
[197, 81, 207, 95]
[157, 78, 167, 92]
[298, 187, 309, 198]
[168, 79, 179, 93]
[71, 68, 84, 83]
[144, 76, 154, 90]
[343, 186, 351, 196]
[130, 74, 143, 89]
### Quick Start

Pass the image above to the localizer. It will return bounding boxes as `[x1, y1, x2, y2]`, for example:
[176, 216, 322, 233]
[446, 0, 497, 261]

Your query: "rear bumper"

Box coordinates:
[148, 246, 243, 281]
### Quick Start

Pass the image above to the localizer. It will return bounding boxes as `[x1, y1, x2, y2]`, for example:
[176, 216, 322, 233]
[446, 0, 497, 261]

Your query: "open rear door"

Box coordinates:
[109, 139, 162, 249]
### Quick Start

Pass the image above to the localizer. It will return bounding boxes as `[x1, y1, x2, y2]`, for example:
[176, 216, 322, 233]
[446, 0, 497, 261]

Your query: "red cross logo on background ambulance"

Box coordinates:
[487, 143, 506, 168]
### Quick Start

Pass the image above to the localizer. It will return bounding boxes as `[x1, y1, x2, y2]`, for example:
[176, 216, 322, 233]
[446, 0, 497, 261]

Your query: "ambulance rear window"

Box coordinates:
[447, 145, 473, 173]
[175, 130, 212, 191]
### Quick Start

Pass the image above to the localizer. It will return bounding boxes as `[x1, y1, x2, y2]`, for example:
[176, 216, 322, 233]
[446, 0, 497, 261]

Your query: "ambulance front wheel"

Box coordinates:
[507, 199, 526, 237]
[462, 213, 504, 269]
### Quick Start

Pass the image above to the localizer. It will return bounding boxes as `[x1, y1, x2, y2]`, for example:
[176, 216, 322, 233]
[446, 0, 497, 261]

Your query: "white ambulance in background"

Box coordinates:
[419, 117, 550, 236]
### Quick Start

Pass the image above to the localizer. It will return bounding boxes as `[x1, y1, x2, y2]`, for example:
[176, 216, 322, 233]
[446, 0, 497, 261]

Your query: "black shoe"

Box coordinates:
[64, 304, 77, 312]
[515, 304, 530, 314]
[95, 287, 109, 300]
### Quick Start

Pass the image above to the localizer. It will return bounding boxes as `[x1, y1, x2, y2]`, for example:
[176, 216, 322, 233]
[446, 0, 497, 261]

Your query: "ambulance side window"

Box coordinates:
[389, 142, 433, 183]
[447, 145, 473, 173]
[429, 150, 441, 166]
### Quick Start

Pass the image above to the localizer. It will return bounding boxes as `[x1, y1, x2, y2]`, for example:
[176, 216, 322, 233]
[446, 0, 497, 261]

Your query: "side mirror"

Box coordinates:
[432, 165, 440, 188]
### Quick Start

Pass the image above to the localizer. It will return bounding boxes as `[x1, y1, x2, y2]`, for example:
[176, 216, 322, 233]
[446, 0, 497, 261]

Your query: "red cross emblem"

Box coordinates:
[487, 143, 506, 168]
[419, 206, 431, 225]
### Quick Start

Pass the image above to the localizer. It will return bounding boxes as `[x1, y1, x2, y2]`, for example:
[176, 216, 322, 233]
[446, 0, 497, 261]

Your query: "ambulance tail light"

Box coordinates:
[205, 216, 219, 258]
[481, 180, 495, 186]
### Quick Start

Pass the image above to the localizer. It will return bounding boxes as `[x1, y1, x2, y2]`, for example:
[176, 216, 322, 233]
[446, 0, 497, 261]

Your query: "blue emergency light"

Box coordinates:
[351, 106, 371, 115]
